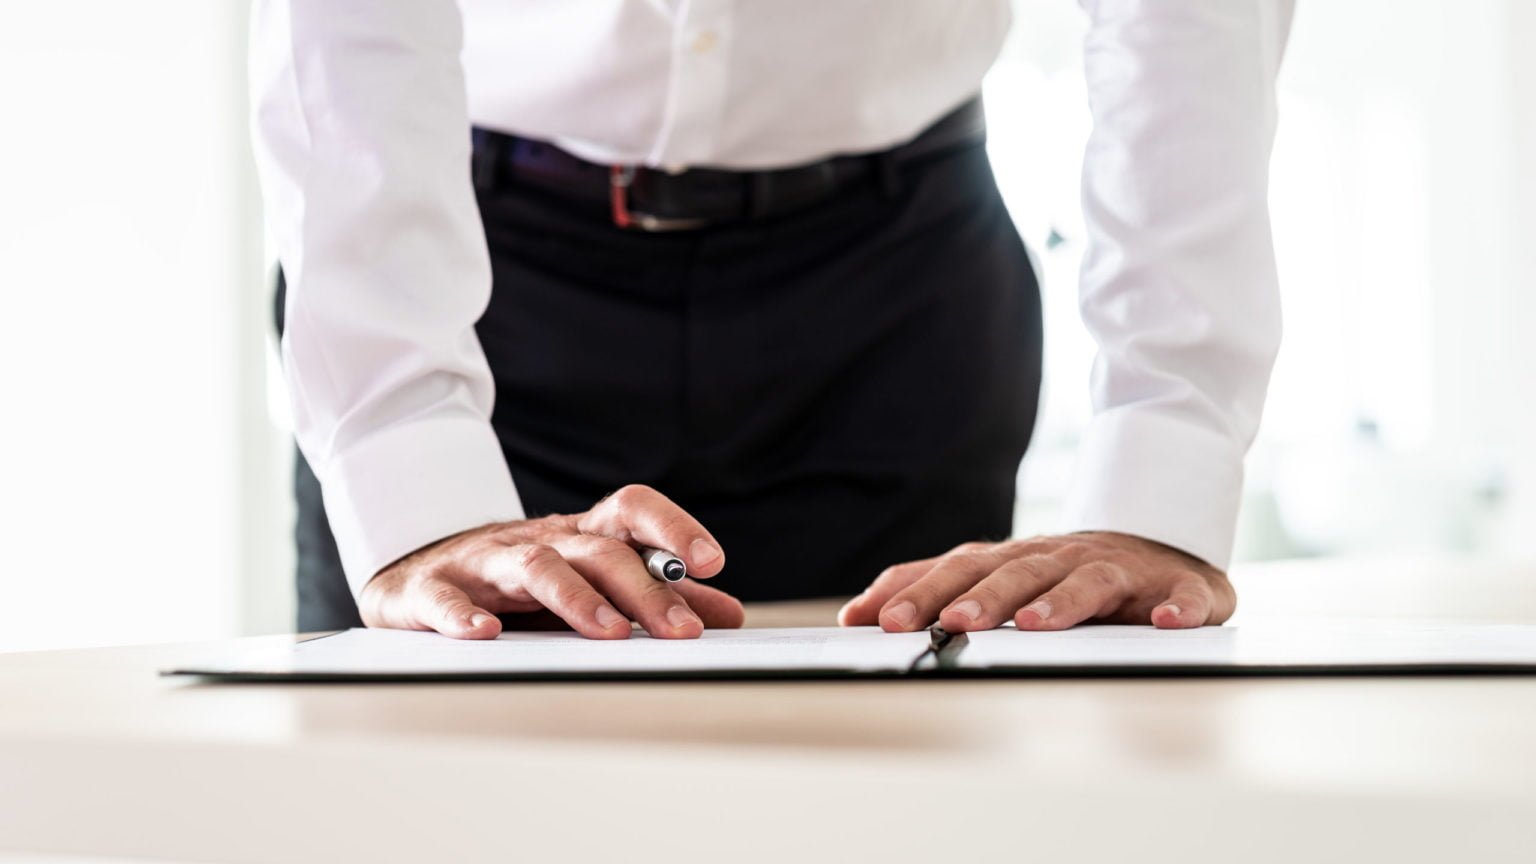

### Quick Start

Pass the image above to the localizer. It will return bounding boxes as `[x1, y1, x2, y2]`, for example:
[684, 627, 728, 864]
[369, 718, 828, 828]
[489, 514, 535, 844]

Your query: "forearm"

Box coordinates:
[250, 0, 524, 593]
[1062, 0, 1295, 569]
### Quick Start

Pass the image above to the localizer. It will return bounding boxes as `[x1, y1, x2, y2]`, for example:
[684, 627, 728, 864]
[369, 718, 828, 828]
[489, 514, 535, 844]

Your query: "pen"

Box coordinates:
[639, 547, 687, 583]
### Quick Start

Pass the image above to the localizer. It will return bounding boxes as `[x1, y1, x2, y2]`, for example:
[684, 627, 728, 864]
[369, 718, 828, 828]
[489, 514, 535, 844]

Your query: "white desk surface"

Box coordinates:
[2, 557, 1534, 864]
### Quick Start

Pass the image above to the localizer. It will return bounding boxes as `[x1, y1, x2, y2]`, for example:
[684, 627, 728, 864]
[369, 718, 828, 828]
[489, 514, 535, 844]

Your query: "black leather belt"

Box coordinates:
[471, 97, 987, 231]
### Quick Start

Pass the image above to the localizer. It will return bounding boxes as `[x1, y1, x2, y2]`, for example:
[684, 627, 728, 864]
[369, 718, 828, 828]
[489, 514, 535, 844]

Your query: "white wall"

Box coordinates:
[0, 1, 289, 652]
[1259, 0, 1519, 556]
[992, 0, 1536, 562]
[1494, 0, 1536, 556]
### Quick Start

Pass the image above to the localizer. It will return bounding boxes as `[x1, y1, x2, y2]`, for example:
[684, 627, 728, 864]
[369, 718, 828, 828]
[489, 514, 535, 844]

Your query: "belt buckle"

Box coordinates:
[610, 165, 709, 232]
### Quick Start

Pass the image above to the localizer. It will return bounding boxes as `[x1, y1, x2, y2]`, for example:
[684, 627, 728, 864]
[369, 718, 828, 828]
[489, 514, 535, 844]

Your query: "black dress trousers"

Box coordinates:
[283, 133, 1042, 631]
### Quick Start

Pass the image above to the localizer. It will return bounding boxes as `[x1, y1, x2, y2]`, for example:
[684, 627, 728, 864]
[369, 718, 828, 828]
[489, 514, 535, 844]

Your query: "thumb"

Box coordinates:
[418, 579, 502, 640]
[670, 579, 746, 629]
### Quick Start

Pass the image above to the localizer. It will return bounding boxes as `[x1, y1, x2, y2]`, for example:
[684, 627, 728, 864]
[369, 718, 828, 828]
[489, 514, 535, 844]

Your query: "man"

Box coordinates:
[252, 1, 1292, 640]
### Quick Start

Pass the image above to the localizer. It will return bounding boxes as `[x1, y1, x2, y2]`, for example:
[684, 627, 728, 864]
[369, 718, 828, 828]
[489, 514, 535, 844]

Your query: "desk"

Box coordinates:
[2, 558, 1534, 863]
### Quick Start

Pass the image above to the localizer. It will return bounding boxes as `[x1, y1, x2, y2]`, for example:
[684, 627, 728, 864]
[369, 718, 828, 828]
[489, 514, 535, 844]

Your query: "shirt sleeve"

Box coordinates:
[1060, 0, 1295, 570]
[250, 0, 525, 598]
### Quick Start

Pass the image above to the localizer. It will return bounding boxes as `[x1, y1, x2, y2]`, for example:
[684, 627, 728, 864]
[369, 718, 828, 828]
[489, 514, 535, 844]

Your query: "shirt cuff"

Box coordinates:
[316, 416, 526, 599]
[1058, 409, 1245, 571]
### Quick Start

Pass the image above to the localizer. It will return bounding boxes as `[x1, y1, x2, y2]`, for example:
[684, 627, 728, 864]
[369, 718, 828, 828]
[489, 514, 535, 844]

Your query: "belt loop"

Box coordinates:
[471, 128, 502, 193]
[874, 150, 901, 201]
[747, 172, 773, 220]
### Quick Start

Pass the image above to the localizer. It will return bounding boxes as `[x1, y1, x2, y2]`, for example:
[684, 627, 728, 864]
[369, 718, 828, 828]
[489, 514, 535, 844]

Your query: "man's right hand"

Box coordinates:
[358, 485, 742, 641]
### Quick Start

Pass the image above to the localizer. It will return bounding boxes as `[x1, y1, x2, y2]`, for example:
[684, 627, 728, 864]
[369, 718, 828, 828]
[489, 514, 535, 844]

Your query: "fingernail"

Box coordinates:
[667, 605, 700, 631]
[1024, 599, 1052, 622]
[885, 601, 916, 629]
[1162, 604, 1182, 620]
[689, 538, 720, 567]
[949, 600, 982, 622]
[470, 613, 494, 629]
[595, 604, 625, 629]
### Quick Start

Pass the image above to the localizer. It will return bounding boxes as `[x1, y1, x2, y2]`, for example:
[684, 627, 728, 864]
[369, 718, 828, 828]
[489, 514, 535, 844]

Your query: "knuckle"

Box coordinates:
[965, 583, 1006, 609]
[657, 510, 694, 537]
[1185, 575, 1225, 606]
[636, 580, 676, 607]
[950, 551, 995, 571]
[543, 578, 586, 611]
[1019, 535, 1057, 554]
[876, 559, 937, 591]
[508, 542, 559, 572]
[1000, 557, 1047, 585]
[898, 579, 950, 609]
[611, 484, 653, 511]
[1080, 562, 1124, 593]
[424, 582, 463, 609]
[869, 566, 908, 594]
[952, 541, 991, 556]
[1044, 583, 1082, 611]
[1052, 541, 1091, 559]
[1183, 574, 1215, 596]
[995, 540, 1032, 558]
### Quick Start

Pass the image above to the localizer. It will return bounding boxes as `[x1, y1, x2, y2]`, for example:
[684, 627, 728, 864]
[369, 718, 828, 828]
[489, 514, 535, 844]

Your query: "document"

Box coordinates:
[955, 620, 1536, 673]
[171, 626, 935, 680]
[165, 620, 1536, 681]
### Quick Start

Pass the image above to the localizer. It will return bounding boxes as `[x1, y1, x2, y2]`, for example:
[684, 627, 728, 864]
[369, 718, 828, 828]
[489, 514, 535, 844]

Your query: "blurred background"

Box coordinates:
[1, 0, 1533, 652]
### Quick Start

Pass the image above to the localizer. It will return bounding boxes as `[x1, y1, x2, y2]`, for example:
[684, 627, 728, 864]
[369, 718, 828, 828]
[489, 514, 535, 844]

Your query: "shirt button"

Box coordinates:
[691, 30, 718, 54]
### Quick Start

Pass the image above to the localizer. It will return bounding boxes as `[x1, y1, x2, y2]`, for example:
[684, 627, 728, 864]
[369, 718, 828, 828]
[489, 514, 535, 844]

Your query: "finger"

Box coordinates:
[878, 549, 1016, 632]
[938, 555, 1068, 632]
[556, 534, 704, 639]
[481, 543, 631, 639]
[670, 579, 746, 629]
[577, 485, 725, 577]
[1015, 561, 1132, 631]
[414, 578, 503, 640]
[1151, 577, 1217, 629]
[837, 556, 943, 626]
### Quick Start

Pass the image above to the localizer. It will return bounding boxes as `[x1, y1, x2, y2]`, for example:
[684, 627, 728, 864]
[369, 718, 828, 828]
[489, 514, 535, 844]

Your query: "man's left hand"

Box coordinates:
[837, 532, 1235, 633]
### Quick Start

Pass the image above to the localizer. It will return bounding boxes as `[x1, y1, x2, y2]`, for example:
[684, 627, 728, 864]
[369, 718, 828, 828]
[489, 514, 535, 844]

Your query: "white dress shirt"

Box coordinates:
[251, 0, 1293, 597]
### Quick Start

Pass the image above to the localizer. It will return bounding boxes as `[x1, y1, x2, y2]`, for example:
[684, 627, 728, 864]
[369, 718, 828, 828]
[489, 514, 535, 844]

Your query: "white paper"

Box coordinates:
[957, 620, 1536, 670]
[180, 626, 933, 678]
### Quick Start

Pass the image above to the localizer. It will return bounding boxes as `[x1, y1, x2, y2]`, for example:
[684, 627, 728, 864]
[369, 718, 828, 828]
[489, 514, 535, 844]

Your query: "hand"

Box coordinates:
[837, 532, 1235, 633]
[359, 485, 743, 641]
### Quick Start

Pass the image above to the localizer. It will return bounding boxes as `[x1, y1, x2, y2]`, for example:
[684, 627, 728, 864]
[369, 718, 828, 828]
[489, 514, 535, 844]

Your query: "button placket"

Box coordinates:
[651, 0, 733, 168]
